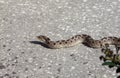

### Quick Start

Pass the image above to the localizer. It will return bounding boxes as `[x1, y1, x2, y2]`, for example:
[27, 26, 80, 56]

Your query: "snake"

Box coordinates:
[37, 34, 120, 52]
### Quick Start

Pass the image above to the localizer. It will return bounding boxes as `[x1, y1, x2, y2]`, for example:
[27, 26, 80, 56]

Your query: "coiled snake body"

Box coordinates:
[37, 34, 120, 52]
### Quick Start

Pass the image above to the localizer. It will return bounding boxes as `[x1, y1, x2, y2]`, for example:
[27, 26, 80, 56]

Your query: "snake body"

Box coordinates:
[37, 34, 120, 49]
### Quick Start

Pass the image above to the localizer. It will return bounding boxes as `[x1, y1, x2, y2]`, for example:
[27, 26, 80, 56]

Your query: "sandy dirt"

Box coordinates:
[0, 0, 120, 78]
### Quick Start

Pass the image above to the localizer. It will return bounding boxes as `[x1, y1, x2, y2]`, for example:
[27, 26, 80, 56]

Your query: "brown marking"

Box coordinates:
[46, 41, 50, 44]
[59, 42, 62, 44]
[98, 41, 101, 44]
[53, 43, 56, 45]
[67, 39, 70, 41]
[112, 38, 115, 41]
[56, 41, 61, 45]
[75, 35, 78, 38]
[67, 39, 72, 43]
[118, 39, 120, 42]
[71, 37, 75, 39]
[46, 38, 50, 41]
[77, 35, 82, 37]
[112, 37, 117, 39]
[91, 40, 94, 44]
[100, 43, 103, 48]
[71, 40, 73, 42]
[56, 41, 60, 43]
[61, 40, 66, 42]
[77, 36, 82, 39]
[101, 38, 107, 42]
[82, 34, 85, 36]
[97, 41, 102, 47]
[101, 37, 107, 40]
[108, 37, 112, 39]
[74, 38, 78, 41]
[65, 41, 68, 44]
[57, 41, 62, 44]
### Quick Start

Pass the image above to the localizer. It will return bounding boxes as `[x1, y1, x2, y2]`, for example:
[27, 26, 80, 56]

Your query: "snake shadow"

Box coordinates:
[29, 41, 50, 48]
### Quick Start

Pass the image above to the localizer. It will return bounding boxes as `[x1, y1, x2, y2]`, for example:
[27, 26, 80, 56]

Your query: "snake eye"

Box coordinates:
[37, 36, 44, 40]
[37, 36, 42, 39]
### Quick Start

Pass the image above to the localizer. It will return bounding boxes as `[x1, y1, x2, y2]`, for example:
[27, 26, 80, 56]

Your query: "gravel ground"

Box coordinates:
[0, 0, 120, 78]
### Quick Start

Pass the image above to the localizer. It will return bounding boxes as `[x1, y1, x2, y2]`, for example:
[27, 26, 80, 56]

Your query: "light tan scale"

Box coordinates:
[37, 34, 120, 50]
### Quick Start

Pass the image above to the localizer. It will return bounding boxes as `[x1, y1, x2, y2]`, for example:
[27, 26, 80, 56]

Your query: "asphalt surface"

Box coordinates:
[0, 0, 120, 78]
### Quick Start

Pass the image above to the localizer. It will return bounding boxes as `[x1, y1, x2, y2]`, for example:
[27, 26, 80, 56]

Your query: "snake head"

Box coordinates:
[37, 35, 50, 42]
